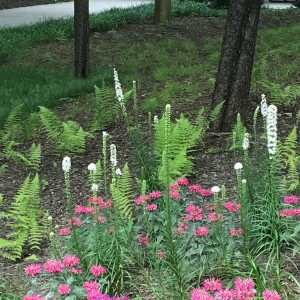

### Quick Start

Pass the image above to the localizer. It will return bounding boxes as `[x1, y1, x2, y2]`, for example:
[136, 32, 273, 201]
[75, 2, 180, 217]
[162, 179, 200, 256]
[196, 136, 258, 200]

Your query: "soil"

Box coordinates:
[0, 0, 71, 10]
[0, 8, 300, 299]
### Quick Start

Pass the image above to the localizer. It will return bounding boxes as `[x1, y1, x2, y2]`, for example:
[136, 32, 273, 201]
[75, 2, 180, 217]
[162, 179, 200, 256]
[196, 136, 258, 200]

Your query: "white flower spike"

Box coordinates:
[211, 186, 221, 193]
[62, 157, 71, 172]
[88, 163, 97, 174]
[261, 94, 268, 117]
[234, 162, 243, 170]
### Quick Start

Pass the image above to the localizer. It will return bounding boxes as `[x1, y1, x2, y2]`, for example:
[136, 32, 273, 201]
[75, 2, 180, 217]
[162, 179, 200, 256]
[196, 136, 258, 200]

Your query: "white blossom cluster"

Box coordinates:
[115, 168, 122, 176]
[91, 184, 98, 191]
[62, 156, 71, 172]
[110, 144, 117, 167]
[88, 163, 97, 174]
[103, 131, 108, 138]
[154, 115, 159, 124]
[242, 132, 249, 151]
[234, 162, 243, 170]
[211, 186, 220, 193]
[113, 68, 123, 103]
[260, 94, 268, 117]
[267, 104, 278, 156]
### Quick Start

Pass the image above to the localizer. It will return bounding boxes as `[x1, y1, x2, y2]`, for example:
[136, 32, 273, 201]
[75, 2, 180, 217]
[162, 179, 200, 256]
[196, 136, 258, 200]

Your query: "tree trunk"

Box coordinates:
[74, 0, 89, 78]
[211, 0, 261, 131]
[154, 0, 171, 25]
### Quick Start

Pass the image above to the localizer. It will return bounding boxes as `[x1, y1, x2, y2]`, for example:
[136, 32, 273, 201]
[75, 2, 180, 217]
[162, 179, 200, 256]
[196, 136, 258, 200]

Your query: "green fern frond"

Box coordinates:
[39, 106, 61, 141]
[209, 101, 225, 123]
[111, 163, 133, 220]
[228, 113, 246, 151]
[27, 143, 41, 171]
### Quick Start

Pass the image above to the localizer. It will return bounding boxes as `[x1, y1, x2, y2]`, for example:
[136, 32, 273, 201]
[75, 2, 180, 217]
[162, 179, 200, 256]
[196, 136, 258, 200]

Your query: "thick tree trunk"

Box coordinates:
[211, 0, 261, 131]
[154, 0, 171, 25]
[74, 0, 89, 78]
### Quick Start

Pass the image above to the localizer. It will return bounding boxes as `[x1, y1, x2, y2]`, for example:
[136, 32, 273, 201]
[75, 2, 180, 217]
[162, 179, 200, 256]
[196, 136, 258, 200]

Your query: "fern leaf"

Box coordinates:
[39, 106, 62, 141]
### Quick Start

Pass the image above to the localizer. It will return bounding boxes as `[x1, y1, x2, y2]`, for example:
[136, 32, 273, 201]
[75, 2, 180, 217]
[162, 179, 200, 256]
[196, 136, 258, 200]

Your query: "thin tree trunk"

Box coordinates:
[154, 0, 171, 25]
[74, 0, 89, 78]
[211, 0, 261, 131]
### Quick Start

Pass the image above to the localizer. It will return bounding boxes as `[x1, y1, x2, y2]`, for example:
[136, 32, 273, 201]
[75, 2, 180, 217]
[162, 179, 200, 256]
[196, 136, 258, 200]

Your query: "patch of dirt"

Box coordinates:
[0, 12, 300, 299]
[0, 0, 71, 10]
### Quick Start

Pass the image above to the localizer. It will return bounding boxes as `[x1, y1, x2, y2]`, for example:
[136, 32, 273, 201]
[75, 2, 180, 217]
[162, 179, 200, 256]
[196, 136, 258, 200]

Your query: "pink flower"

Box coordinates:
[170, 190, 180, 199]
[208, 213, 223, 222]
[156, 251, 166, 259]
[90, 265, 106, 276]
[234, 278, 255, 292]
[235, 289, 255, 299]
[284, 195, 298, 204]
[108, 227, 114, 233]
[138, 237, 149, 244]
[224, 202, 241, 213]
[186, 205, 203, 215]
[58, 284, 71, 295]
[97, 216, 106, 223]
[192, 288, 214, 300]
[230, 228, 243, 236]
[146, 204, 158, 211]
[215, 289, 236, 300]
[200, 189, 213, 197]
[69, 267, 82, 274]
[203, 279, 222, 291]
[169, 184, 179, 190]
[206, 205, 216, 211]
[25, 264, 41, 276]
[24, 295, 44, 300]
[75, 205, 95, 214]
[176, 178, 189, 185]
[186, 214, 203, 221]
[87, 289, 103, 300]
[59, 228, 72, 236]
[279, 208, 300, 217]
[189, 185, 202, 193]
[194, 226, 209, 236]
[149, 191, 162, 198]
[44, 260, 63, 275]
[68, 217, 82, 226]
[63, 255, 80, 267]
[263, 290, 281, 300]
[83, 281, 100, 292]
[134, 196, 143, 205]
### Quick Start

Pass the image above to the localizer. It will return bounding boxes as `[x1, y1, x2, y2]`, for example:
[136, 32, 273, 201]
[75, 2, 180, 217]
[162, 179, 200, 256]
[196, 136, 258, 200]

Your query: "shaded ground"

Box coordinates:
[0, 12, 300, 299]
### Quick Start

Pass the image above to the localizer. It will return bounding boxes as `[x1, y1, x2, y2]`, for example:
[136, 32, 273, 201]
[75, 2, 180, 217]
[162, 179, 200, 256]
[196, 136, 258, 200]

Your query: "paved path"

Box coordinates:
[0, 0, 153, 28]
[0, 0, 295, 28]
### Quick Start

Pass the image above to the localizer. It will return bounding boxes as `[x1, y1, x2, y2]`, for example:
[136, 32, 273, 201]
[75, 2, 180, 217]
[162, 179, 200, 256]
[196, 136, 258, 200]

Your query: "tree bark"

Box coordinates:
[74, 0, 89, 78]
[211, 0, 261, 131]
[154, 0, 171, 25]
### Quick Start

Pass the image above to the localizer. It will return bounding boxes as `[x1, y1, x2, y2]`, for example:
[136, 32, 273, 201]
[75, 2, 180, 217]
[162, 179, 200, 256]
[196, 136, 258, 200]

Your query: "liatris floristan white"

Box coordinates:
[261, 94, 268, 117]
[103, 131, 108, 138]
[115, 168, 122, 176]
[242, 132, 249, 150]
[154, 115, 159, 124]
[234, 162, 243, 170]
[211, 186, 221, 193]
[62, 157, 71, 172]
[88, 163, 97, 174]
[110, 144, 117, 167]
[91, 184, 98, 191]
[267, 104, 278, 156]
[113, 68, 123, 103]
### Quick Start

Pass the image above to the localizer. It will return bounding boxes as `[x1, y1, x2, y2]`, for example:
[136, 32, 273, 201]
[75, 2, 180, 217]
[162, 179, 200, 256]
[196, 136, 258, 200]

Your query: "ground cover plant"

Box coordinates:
[0, 1, 300, 299]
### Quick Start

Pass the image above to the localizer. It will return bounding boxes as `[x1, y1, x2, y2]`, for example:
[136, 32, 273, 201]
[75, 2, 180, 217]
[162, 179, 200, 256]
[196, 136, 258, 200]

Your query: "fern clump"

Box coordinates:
[0, 174, 49, 260]
[39, 106, 92, 156]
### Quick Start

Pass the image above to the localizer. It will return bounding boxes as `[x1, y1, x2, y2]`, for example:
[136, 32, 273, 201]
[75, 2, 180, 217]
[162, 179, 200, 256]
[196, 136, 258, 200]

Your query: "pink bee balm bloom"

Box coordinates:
[149, 191, 162, 198]
[146, 204, 158, 211]
[169, 190, 180, 199]
[44, 260, 63, 275]
[63, 255, 80, 267]
[83, 281, 100, 292]
[189, 185, 202, 193]
[208, 213, 223, 222]
[203, 279, 222, 291]
[59, 228, 72, 236]
[69, 267, 82, 274]
[25, 264, 41, 276]
[215, 289, 236, 300]
[75, 205, 89, 214]
[58, 284, 71, 295]
[263, 290, 281, 300]
[234, 278, 255, 292]
[230, 228, 243, 236]
[206, 205, 216, 211]
[186, 205, 203, 215]
[108, 227, 114, 233]
[91, 265, 106, 276]
[156, 251, 166, 259]
[68, 217, 82, 226]
[200, 189, 213, 197]
[138, 237, 149, 244]
[192, 288, 214, 300]
[284, 195, 298, 204]
[24, 295, 44, 300]
[169, 184, 179, 190]
[134, 196, 143, 205]
[87, 289, 104, 300]
[176, 178, 189, 185]
[97, 216, 106, 223]
[194, 226, 209, 236]
[90, 196, 104, 205]
[186, 214, 203, 221]
[224, 202, 241, 213]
